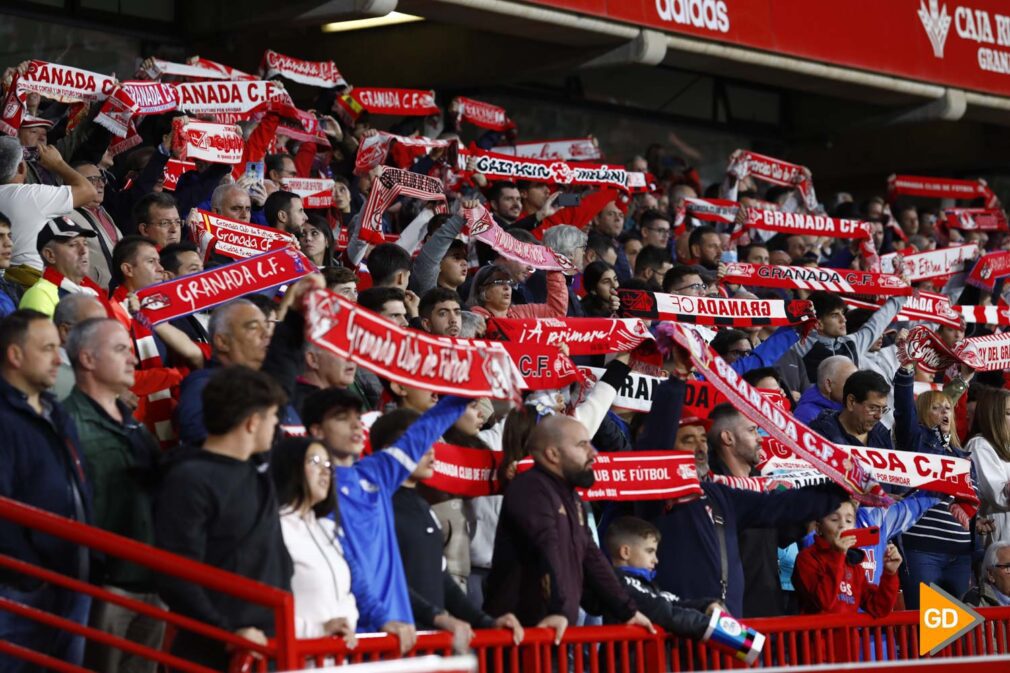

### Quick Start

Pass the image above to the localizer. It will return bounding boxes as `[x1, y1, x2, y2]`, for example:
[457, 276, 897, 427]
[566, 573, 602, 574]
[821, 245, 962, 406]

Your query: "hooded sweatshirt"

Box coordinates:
[794, 535, 899, 617]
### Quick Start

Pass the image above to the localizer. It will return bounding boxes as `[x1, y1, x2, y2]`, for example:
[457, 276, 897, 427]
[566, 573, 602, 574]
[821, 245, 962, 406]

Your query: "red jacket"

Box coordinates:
[794, 536, 898, 617]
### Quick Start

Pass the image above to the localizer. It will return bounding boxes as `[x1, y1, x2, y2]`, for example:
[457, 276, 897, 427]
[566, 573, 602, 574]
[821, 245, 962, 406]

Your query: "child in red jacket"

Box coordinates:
[794, 500, 902, 616]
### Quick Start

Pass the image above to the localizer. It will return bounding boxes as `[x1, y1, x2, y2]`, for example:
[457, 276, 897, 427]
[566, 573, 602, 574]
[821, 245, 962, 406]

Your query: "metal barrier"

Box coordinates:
[2, 493, 1010, 673]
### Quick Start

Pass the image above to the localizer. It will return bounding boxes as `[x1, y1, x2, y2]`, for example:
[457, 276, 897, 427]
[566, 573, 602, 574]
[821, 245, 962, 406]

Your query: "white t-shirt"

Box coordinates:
[0, 183, 74, 269]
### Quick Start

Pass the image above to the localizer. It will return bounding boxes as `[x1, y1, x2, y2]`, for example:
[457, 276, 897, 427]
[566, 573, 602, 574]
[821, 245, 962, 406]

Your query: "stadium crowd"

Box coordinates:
[1, 51, 1009, 672]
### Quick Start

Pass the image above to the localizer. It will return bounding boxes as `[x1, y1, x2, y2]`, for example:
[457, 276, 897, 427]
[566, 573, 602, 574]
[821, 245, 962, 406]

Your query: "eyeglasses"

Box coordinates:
[861, 403, 891, 416]
[646, 226, 671, 236]
[306, 455, 333, 470]
[486, 279, 513, 288]
[150, 219, 183, 229]
[84, 175, 107, 186]
[674, 283, 706, 293]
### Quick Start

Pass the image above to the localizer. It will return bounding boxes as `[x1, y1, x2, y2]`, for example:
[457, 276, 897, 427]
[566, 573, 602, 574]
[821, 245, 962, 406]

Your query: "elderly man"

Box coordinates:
[0, 310, 92, 667]
[132, 193, 182, 250]
[63, 318, 163, 673]
[795, 355, 857, 425]
[211, 183, 253, 222]
[0, 137, 97, 288]
[52, 294, 108, 399]
[528, 224, 587, 316]
[485, 414, 654, 639]
[965, 542, 1010, 607]
[20, 217, 101, 317]
[67, 161, 122, 287]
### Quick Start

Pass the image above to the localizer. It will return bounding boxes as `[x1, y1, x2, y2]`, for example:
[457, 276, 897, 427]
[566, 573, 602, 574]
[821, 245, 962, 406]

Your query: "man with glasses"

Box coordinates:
[638, 209, 673, 251]
[965, 542, 1010, 607]
[133, 192, 183, 250]
[67, 161, 122, 288]
[810, 370, 894, 451]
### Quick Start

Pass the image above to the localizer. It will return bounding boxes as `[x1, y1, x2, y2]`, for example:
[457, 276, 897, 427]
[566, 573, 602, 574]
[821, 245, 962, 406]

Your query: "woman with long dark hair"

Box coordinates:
[580, 260, 620, 317]
[298, 214, 336, 269]
[272, 437, 357, 642]
[970, 386, 1010, 544]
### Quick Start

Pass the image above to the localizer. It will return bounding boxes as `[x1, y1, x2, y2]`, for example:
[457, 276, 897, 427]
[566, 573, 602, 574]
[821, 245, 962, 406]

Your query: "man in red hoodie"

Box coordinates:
[794, 500, 902, 616]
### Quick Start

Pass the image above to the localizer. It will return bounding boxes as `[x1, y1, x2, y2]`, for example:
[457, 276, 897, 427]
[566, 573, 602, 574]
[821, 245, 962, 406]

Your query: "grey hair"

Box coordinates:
[542, 225, 587, 259]
[211, 183, 246, 212]
[984, 541, 1010, 577]
[53, 294, 105, 328]
[209, 298, 258, 341]
[459, 310, 484, 338]
[66, 317, 119, 369]
[817, 355, 855, 390]
[0, 136, 23, 184]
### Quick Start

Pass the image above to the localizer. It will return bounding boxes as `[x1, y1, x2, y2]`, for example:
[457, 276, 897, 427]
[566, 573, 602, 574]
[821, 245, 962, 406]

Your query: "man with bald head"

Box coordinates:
[52, 294, 108, 399]
[485, 415, 653, 641]
[794, 355, 857, 425]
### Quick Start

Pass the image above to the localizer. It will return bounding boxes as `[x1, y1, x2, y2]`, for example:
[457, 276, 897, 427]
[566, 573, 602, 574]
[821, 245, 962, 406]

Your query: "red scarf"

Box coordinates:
[720, 262, 911, 296]
[664, 321, 891, 506]
[337, 87, 439, 121]
[141, 58, 232, 80]
[171, 118, 243, 164]
[485, 317, 653, 356]
[843, 291, 962, 330]
[42, 266, 104, 300]
[505, 345, 585, 391]
[737, 207, 871, 241]
[462, 204, 575, 273]
[260, 49, 346, 88]
[354, 132, 457, 175]
[95, 81, 177, 140]
[958, 332, 1010, 372]
[1, 61, 116, 135]
[463, 147, 631, 191]
[944, 207, 1008, 232]
[280, 178, 334, 209]
[190, 209, 296, 260]
[673, 198, 739, 236]
[967, 251, 1010, 290]
[162, 159, 196, 192]
[955, 305, 1010, 325]
[137, 247, 314, 326]
[618, 289, 814, 327]
[724, 150, 817, 211]
[889, 174, 1000, 209]
[358, 167, 447, 245]
[172, 80, 277, 118]
[303, 289, 524, 401]
[453, 96, 513, 131]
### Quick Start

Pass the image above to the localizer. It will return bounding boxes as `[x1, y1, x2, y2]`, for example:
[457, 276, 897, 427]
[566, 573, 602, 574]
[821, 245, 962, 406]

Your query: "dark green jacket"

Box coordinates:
[63, 387, 159, 590]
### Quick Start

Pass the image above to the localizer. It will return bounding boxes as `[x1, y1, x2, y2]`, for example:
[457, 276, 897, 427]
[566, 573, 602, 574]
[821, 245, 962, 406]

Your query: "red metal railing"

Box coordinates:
[3, 493, 1010, 673]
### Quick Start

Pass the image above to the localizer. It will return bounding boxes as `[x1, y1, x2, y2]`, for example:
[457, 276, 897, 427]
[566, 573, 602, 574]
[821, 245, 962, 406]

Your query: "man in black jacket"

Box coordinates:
[154, 366, 292, 669]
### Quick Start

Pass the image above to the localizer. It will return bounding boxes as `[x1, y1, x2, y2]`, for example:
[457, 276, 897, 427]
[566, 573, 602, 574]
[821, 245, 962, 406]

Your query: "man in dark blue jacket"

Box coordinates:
[636, 376, 846, 616]
[809, 369, 893, 450]
[0, 309, 92, 669]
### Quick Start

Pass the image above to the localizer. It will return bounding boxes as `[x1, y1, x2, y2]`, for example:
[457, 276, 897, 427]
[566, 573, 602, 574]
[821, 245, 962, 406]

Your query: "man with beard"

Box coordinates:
[484, 415, 654, 640]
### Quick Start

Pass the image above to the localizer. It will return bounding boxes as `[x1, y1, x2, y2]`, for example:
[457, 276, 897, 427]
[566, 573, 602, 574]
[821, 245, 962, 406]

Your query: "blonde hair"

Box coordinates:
[970, 386, 1010, 462]
[915, 390, 961, 449]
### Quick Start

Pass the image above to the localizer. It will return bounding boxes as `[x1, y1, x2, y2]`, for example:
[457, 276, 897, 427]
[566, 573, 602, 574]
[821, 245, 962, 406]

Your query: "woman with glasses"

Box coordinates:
[298, 215, 336, 269]
[273, 437, 358, 642]
[892, 362, 977, 608]
[467, 263, 567, 319]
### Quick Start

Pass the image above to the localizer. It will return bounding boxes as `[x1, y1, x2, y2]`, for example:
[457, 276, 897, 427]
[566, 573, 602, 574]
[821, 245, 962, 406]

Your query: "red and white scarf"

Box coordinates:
[280, 178, 334, 209]
[161, 159, 196, 192]
[462, 204, 575, 273]
[136, 246, 314, 327]
[486, 317, 653, 356]
[889, 174, 1000, 209]
[494, 137, 602, 162]
[42, 267, 104, 302]
[358, 167, 447, 245]
[190, 57, 255, 81]
[337, 87, 439, 121]
[720, 262, 912, 296]
[724, 150, 817, 211]
[463, 147, 631, 191]
[944, 208, 1008, 232]
[453, 96, 512, 131]
[736, 207, 871, 241]
[424, 444, 702, 502]
[94, 81, 177, 139]
[665, 321, 891, 506]
[1, 62, 116, 135]
[844, 292, 963, 330]
[260, 49, 346, 88]
[957, 332, 1010, 372]
[172, 80, 277, 118]
[190, 209, 296, 260]
[898, 325, 962, 375]
[276, 109, 330, 147]
[880, 244, 978, 282]
[967, 250, 1010, 290]
[898, 326, 1010, 374]
[673, 198, 739, 235]
[618, 289, 814, 327]
[354, 132, 457, 175]
[171, 118, 244, 164]
[141, 58, 231, 80]
[507, 346, 585, 391]
[111, 285, 176, 446]
[954, 304, 1010, 325]
[304, 289, 524, 401]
